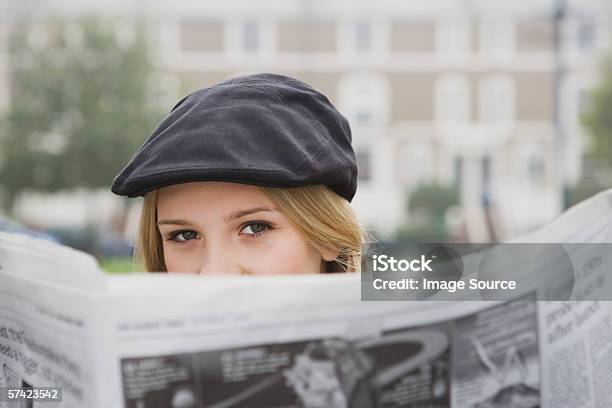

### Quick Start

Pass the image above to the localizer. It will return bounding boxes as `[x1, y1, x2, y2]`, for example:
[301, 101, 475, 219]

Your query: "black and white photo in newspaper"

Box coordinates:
[120, 319, 452, 408]
[452, 293, 539, 408]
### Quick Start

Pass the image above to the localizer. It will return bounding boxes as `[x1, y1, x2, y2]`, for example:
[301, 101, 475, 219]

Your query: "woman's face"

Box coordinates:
[156, 181, 333, 275]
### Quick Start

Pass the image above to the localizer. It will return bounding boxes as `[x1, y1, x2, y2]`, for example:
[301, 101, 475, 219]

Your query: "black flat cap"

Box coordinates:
[111, 73, 357, 202]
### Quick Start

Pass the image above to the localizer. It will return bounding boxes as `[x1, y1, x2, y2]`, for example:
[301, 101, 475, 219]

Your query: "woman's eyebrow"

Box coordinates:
[157, 218, 193, 227]
[223, 207, 277, 223]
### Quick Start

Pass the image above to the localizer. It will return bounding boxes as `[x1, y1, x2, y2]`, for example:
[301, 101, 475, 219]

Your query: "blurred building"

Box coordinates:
[0, 0, 610, 241]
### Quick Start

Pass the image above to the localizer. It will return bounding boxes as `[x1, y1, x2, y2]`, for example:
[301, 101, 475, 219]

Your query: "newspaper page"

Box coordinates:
[104, 274, 466, 408]
[106, 189, 612, 408]
[0, 189, 611, 408]
[489, 189, 612, 408]
[0, 232, 107, 408]
[104, 275, 541, 408]
[526, 191, 612, 408]
[427, 189, 612, 407]
[106, 282, 609, 408]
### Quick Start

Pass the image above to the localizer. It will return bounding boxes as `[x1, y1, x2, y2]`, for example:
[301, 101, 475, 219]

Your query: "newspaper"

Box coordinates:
[0, 189, 611, 408]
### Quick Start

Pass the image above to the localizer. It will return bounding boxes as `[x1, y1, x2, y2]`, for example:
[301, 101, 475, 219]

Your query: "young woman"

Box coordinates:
[111, 73, 364, 275]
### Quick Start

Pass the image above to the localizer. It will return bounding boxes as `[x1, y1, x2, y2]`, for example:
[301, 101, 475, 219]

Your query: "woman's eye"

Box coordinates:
[240, 222, 270, 236]
[170, 230, 198, 243]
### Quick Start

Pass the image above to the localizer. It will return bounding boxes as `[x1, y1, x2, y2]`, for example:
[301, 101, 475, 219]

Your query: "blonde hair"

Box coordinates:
[136, 185, 363, 273]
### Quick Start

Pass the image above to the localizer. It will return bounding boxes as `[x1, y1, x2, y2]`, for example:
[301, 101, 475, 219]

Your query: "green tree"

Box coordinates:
[0, 17, 163, 210]
[583, 56, 612, 171]
[395, 184, 459, 244]
[408, 184, 459, 222]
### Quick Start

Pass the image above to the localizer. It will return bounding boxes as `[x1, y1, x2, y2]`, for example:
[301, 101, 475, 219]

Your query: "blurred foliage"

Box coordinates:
[567, 180, 609, 207]
[583, 54, 612, 171]
[395, 183, 459, 244]
[0, 16, 164, 210]
[100, 257, 141, 273]
[394, 223, 449, 244]
[407, 183, 459, 220]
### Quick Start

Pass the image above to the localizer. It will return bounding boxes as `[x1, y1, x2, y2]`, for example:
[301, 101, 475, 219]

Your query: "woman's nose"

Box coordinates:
[198, 245, 244, 276]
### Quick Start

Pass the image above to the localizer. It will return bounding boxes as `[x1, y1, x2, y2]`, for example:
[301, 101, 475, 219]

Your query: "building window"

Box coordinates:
[338, 72, 390, 126]
[479, 20, 514, 59]
[479, 75, 515, 125]
[407, 144, 432, 185]
[226, 19, 276, 60]
[436, 20, 471, 61]
[435, 74, 471, 125]
[356, 150, 372, 181]
[481, 155, 492, 206]
[355, 20, 372, 51]
[338, 19, 388, 58]
[577, 18, 595, 51]
[354, 110, 372, 126]
[242, 20, 259, 52]
[527, 156, 545, 185]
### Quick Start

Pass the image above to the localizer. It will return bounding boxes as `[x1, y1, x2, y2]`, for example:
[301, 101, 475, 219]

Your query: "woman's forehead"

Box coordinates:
[157, 182, 274, 216]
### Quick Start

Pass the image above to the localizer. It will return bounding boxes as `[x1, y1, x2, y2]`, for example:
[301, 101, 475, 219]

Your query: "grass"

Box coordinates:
[100, 257, 142, 273]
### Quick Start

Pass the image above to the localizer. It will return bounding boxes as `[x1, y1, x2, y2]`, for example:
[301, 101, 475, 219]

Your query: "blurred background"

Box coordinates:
[0, 0, 611, 271]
